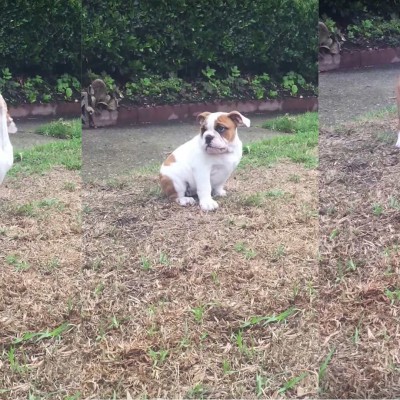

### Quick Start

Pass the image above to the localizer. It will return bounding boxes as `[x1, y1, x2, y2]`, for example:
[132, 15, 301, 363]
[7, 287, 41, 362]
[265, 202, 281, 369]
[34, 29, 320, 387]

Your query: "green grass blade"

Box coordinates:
[13, 323, 73, 344]
[277, 372, 308, 394]
[241, 307, 297, 329]
[318, 347, 336, 383]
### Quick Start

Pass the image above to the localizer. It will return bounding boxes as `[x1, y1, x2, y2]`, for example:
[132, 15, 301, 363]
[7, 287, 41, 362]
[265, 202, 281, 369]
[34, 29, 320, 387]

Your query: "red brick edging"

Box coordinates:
[319, 46, 400, 72]
[9, 102, 79, 119]
[115, 97, 318, 126]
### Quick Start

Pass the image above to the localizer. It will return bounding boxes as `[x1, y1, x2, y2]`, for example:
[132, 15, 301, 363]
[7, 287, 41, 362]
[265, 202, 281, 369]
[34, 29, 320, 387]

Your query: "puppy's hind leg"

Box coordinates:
[160, 174, 196, 206]
[212, 185, 227, 197]
[175, 181, 196, 206]
[177, 196, 196, 206]
[212, 177, 229, 197]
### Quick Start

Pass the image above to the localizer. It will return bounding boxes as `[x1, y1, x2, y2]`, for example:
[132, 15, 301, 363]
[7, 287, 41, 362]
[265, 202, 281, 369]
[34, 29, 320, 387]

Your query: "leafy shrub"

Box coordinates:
[122, 68, 316, 106]
[56, 74, 80, 101]
[0, 70, 80, 104]
[347, 17, 400, 47]
[0, 0, 81, 77]
[320, 0, 400, 21]
[83, 0, 318, 83]
[22, 76, 53, 103]
[0, 68, 20, 100]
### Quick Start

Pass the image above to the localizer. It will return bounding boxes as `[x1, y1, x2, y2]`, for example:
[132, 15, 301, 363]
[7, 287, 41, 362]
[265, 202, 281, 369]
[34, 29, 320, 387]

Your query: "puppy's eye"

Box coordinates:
[215, 125, 226, 134]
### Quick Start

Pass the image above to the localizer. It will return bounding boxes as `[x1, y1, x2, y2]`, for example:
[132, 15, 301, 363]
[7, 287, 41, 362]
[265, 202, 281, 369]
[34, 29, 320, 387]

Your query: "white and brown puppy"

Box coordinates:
[396, 77, 400, 147]
[160, 111, 250, 211]
[0, 94, 17, 184]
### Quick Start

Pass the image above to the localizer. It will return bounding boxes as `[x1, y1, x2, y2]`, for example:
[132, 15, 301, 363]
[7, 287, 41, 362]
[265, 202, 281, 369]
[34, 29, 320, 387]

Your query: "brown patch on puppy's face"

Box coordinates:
[198, 112, 211, 137]
[197, 112, 211, 125]
[215, 114, 237, 142]
[163, 153, 176, 166]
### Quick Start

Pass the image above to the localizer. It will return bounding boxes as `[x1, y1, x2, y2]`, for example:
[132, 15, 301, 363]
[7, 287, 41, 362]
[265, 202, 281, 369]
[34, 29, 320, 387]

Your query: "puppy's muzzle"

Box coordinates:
[205, 134, 213, 145]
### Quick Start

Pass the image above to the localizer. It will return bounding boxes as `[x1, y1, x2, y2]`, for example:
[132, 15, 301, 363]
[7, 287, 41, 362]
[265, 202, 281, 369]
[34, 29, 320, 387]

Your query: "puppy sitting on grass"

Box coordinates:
[160, 111, 250, 211]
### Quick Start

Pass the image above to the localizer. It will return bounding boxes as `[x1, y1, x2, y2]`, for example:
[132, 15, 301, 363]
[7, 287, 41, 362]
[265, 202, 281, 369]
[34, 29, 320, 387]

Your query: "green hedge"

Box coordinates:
[83, 0, 318, 83]
[0, 0, 81, 77]
[0, 0, 318, 100]
[320, 0, 400, 21]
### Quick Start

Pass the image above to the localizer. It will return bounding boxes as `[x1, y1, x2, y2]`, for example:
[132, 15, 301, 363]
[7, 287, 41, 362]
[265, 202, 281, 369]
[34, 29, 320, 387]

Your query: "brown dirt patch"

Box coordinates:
[80, 162, 318, 398]
[319, 118, 400, 397]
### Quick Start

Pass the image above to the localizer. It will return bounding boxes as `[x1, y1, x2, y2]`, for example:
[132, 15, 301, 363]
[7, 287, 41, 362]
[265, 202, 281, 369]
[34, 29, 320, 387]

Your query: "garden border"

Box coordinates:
[319, 46, 400, 72]
[10, 97, 318, 126]
[8, 49, 400, 125]
[93, 97, 318, 127]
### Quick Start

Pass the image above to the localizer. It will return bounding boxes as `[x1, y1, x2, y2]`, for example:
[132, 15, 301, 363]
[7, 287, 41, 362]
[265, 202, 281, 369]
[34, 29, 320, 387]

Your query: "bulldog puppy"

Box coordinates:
[160, 111, 250, 211]
[396, 77, 400, 147]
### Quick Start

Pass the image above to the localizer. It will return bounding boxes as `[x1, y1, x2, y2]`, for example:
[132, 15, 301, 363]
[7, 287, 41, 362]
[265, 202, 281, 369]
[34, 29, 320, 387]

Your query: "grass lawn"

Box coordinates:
[1, 109, 398, 398]
[0, 112, 319, 398]
[319, 113, 400, 397]
[80, 112, 319, 398]
[243, 112, 318, 168]
[9, 119, 81, 177]
[8, 111, 399, 398]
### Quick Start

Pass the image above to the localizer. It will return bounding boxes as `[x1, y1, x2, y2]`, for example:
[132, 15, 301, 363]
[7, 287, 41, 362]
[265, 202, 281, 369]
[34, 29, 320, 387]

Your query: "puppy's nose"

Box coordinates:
[205, 134, 213, 145]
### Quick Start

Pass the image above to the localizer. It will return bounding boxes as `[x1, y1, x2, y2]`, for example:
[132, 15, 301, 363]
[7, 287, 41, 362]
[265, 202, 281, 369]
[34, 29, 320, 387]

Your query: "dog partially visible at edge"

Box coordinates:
[0, 94, 18, 184]
[396, 77, 400, 148]
[160, 111, 250, 211]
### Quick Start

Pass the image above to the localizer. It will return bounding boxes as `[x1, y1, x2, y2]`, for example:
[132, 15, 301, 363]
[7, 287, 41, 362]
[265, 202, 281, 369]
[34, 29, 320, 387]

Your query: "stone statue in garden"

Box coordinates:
[319, 21, 341, 56]
[81, 78, 123, 128]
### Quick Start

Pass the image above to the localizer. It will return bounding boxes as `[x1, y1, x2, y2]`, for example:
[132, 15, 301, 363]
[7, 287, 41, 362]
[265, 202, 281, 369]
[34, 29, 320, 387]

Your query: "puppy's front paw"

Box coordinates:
[177, 197, 196, 206]
[200, 198, 219, 211]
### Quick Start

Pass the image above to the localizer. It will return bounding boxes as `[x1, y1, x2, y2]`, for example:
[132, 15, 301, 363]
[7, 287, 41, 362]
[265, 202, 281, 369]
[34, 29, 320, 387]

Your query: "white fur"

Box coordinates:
[160, 111, 250, 211]
[396, 131, 400, 148]
[7, 114, 17, 134]
[0, 95, 17, 184]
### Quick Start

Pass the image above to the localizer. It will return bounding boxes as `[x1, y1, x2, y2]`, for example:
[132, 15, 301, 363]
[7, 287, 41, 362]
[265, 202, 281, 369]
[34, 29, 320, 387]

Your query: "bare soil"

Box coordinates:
[319, 117, 400, 397]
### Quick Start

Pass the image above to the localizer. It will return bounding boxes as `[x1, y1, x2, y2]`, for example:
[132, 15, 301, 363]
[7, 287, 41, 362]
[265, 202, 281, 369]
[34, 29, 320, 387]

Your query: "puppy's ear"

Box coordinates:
[197, 112, 210, 125]
[227, 111, 251, 127]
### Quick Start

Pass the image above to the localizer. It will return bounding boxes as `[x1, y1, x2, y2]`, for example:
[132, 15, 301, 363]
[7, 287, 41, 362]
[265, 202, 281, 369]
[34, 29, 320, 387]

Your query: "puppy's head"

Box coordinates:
[197, 111, 250, 155]
[7, 113, 17, 134]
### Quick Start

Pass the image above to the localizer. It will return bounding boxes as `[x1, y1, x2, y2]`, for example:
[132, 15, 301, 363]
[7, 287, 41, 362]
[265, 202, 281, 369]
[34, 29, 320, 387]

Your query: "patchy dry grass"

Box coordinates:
[79, 159, 319, 398]
[319, 117, 400, 397]
[0, 113, 321, 398]
[0, 168, 82, 398]
[0, 160, 318, 399]
[1, 108, 399, 397]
